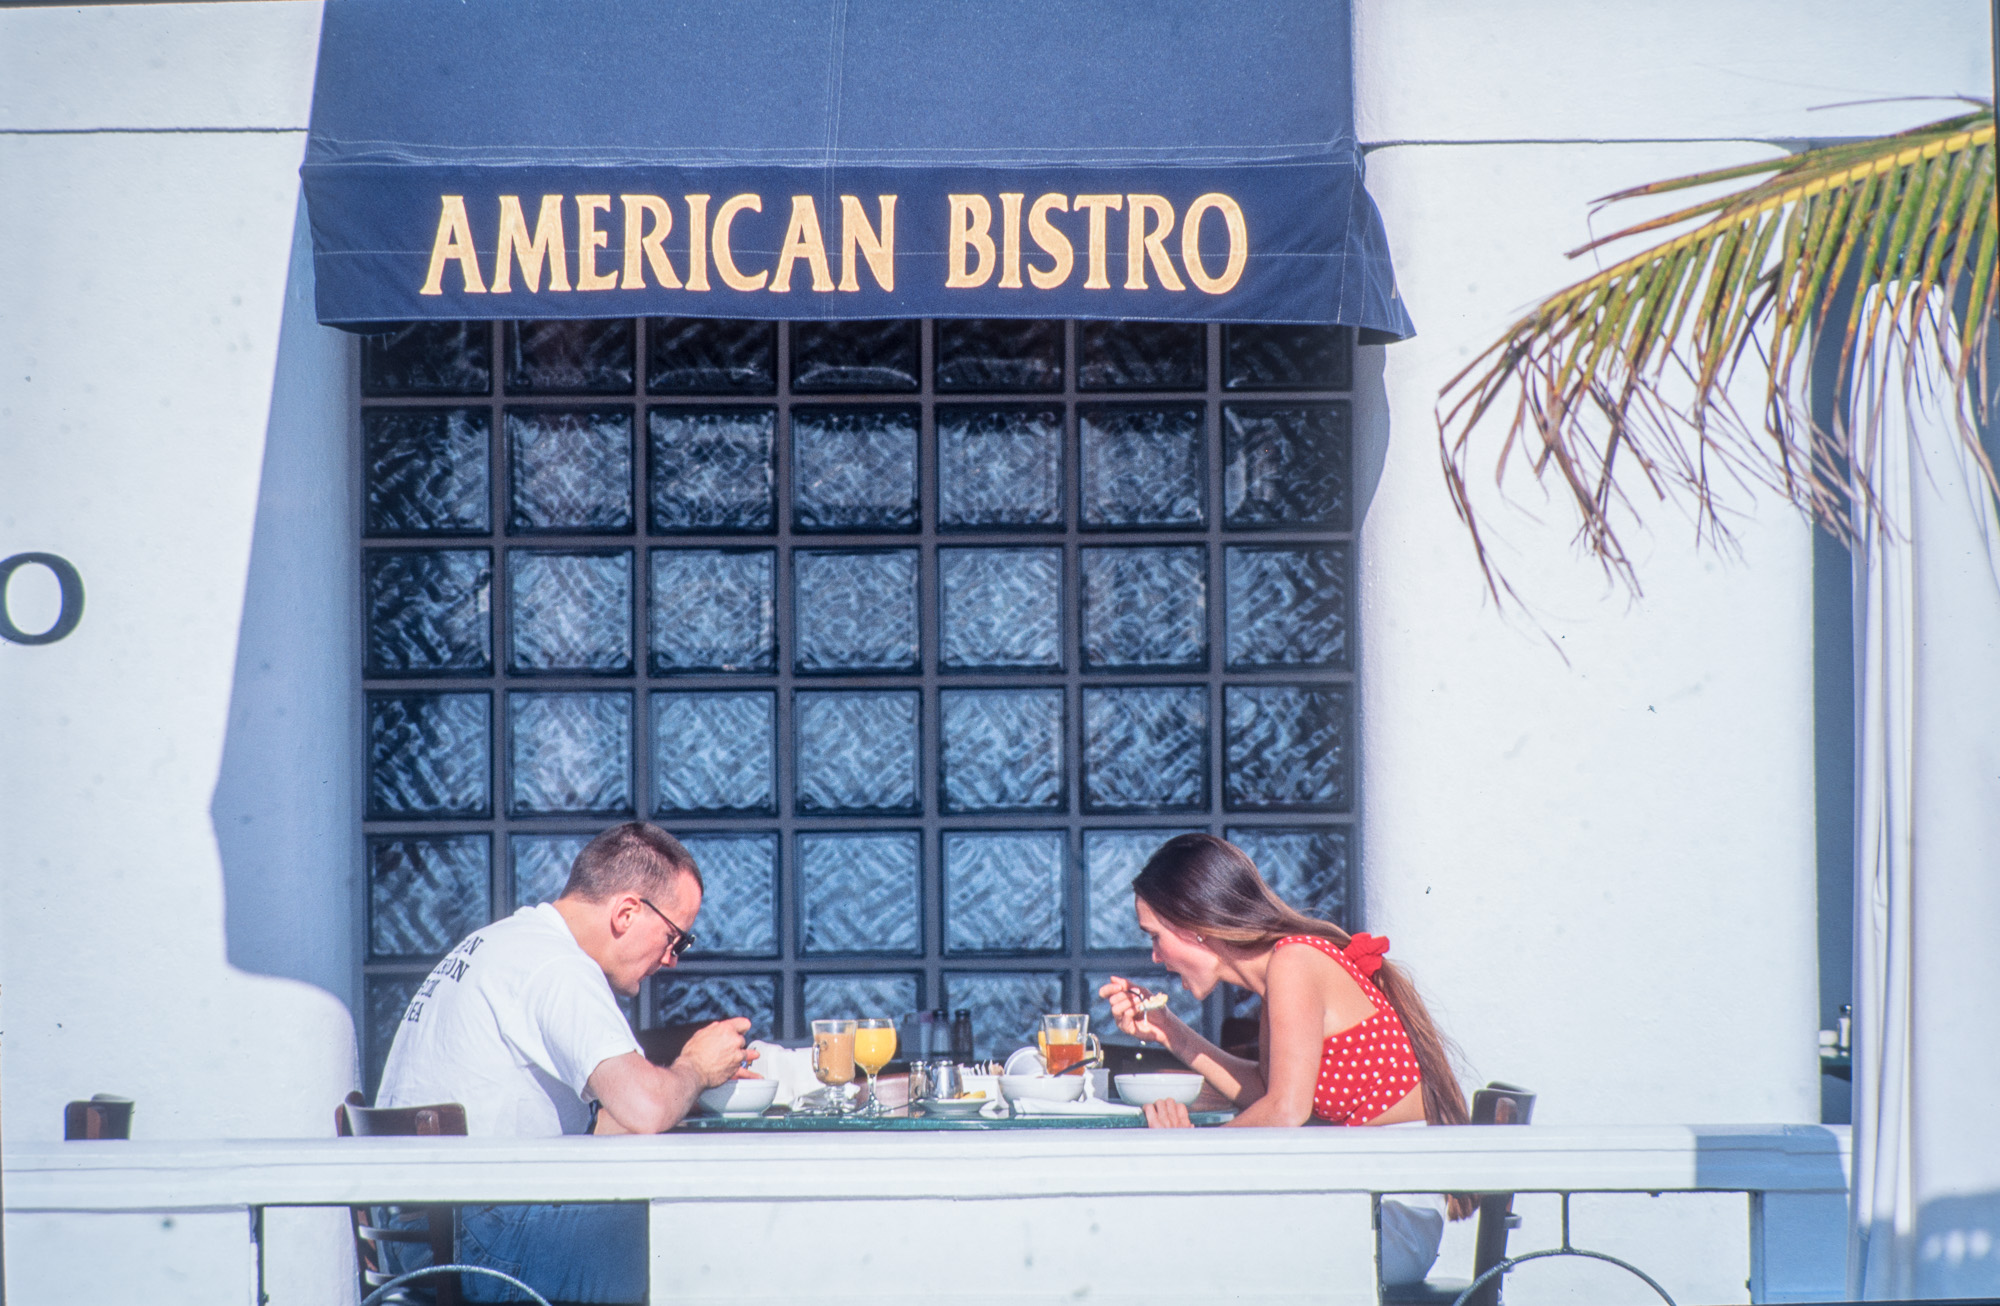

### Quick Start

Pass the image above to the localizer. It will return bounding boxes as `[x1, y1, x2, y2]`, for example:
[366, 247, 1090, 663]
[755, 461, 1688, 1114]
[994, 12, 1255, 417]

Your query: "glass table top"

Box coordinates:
[673, 1107, 1235, 1132]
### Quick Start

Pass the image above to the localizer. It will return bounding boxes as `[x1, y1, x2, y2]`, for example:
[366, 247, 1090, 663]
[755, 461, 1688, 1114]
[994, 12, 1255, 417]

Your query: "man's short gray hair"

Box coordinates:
[560, 822, 701, 903]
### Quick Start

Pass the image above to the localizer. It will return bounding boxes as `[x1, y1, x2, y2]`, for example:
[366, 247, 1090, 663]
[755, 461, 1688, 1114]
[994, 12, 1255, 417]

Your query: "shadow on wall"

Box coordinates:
[1917, 1191, 2000, 1299]
[209, 192, 363, 1037]
[1350, 342, 1391, 532]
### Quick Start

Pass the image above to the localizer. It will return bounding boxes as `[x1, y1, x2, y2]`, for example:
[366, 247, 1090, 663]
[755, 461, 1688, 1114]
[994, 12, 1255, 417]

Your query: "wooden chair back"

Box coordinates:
[63, 1095, 134, 1140]
[335, 1090, 466, 1306]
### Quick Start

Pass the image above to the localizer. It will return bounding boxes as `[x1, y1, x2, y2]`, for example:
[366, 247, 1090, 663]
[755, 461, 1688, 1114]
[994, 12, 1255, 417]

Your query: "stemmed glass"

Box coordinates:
[853, 1018, 897, 1116]
[807, 1018, 857, 1115]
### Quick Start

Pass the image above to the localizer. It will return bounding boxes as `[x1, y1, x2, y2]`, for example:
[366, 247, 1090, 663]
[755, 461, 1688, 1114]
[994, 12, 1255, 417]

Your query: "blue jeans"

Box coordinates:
[457, 1203, 648, 1304]
[381, 1203, 647, 1304]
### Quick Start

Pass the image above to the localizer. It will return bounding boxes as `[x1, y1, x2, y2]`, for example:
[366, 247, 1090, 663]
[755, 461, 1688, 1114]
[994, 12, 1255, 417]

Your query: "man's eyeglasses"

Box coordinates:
[639, 898, 697, 960]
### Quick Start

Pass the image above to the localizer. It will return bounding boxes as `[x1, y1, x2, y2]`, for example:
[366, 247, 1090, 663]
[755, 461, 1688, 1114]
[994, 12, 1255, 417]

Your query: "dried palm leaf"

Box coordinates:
[1438, 108, 1998, 605]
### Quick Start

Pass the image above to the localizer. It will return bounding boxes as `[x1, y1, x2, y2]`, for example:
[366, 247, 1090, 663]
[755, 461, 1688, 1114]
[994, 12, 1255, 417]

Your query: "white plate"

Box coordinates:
[920, 1097, 991, 1118]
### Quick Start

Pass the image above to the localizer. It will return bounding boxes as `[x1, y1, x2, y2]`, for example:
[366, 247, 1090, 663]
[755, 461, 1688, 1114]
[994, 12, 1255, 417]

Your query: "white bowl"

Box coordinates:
[697, 1077, 779, 1117]
[999, 1073, 1085, 1103]
[1114, 1073, 1204, 1106]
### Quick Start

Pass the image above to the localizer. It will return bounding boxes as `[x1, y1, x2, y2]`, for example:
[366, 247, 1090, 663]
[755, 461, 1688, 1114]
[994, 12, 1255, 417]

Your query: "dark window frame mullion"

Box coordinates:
[630, 318, 652, 1027]
[486, 322, 511, 929]
[916, 318, 944, 1025]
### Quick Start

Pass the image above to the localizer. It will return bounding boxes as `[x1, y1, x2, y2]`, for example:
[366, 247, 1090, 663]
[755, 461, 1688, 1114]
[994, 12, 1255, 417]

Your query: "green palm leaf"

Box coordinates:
[1438, 109, 1998, 604]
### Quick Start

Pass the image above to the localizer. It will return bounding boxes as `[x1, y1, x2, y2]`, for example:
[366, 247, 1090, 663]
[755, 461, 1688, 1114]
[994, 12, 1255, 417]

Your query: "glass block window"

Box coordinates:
[506, 408, 634, 533]
[364, 549, 492, 677]
[511, 833, 590, 909]
[359, 320, 1356, 1088]
[368, 835, 492, 959]
[508, 691, 634, 817]
[506, 549, 633, 674]
[800, 972, 923, 1027]
[793, 549, 919, 673]
[505, 320, 637, 396]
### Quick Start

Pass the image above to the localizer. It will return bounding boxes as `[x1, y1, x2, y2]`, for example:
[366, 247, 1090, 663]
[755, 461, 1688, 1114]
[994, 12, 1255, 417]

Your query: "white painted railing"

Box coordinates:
[3, 1124, 1850, 1306]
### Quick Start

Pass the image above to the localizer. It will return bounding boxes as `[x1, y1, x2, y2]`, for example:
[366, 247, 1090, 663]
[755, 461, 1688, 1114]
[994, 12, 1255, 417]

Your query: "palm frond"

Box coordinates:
[1438, 109, 1999, 605]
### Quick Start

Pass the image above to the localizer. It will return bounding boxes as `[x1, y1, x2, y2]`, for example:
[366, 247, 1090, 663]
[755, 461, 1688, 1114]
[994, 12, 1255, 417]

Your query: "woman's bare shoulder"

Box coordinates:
[1268, 938, 1374, 1022]
[1268, 937, 1350, 987]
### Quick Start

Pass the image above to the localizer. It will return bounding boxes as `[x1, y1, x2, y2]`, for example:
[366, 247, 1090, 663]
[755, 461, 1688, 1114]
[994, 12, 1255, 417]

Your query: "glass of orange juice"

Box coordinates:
[809, 1019, 858, 1115]
[853, 1018, 897, 1115]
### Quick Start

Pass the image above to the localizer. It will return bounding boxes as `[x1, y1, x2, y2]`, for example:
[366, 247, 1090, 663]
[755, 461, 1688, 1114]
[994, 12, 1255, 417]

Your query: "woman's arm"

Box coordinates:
[1158, 1013, 1267, 1105]
[1101, 977, 1265, 1103]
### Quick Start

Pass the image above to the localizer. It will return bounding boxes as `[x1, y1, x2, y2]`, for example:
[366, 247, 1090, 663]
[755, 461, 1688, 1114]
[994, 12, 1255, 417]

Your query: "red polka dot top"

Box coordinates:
[1275, 934, 1424, 1126]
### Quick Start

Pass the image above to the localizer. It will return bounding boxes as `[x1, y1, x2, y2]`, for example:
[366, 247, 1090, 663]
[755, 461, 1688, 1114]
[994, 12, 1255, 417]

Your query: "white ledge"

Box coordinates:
[3, 1124, 1850, 1213]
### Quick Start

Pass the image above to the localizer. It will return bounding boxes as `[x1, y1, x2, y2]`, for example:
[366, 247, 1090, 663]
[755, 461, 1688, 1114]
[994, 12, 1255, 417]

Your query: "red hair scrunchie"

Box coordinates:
[1343, 932, 1390, 979]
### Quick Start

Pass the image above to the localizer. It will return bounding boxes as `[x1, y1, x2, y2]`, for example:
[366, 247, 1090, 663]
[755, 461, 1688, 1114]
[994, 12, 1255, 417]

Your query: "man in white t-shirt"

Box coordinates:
[377, 821, 751, 1303]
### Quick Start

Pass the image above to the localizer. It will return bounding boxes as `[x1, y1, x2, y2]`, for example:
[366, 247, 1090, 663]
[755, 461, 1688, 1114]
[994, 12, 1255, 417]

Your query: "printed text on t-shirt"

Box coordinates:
[403, 932, 486, 1024]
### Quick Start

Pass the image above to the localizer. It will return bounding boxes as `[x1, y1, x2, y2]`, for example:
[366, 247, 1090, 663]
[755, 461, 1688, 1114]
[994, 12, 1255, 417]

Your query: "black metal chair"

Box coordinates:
[335, 1092, 613, 1306]
[1381, 1082, 1537, 1306]
[335, 1090, 469, 1306]
[1382, 1084, 1678, 1306]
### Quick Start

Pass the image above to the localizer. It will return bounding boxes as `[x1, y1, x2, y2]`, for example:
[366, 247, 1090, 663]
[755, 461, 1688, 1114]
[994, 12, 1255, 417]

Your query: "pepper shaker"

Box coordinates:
[951, 1008, 974, 1061]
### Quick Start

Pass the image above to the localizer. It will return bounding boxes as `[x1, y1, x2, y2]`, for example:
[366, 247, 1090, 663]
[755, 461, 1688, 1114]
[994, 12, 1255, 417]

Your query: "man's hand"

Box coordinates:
[586, 1017, 754, 1135]
[674, 1017, 754, 1089]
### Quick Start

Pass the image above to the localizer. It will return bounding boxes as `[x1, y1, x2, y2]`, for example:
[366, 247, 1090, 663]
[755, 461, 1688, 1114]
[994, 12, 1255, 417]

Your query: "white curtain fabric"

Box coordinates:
[1848, 333, 2000, 1299]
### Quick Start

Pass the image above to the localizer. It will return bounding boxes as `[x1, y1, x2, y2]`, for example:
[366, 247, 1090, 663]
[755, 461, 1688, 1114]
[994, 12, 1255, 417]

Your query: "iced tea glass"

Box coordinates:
[1037, 1013, 1102, 1075]
[810, 1018, 857, 1115]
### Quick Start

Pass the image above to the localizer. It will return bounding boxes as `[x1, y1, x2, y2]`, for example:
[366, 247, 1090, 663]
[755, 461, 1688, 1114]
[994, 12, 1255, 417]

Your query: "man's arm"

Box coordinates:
[587, 1017, 753, 1134]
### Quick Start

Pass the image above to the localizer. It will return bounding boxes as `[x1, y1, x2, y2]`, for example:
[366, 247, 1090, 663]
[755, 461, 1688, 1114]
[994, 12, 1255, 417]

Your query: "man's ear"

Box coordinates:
[606, 893, 643, 938]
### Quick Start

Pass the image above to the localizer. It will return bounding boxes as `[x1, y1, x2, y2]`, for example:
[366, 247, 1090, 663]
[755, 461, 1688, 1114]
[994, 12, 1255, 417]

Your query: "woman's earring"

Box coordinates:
[1194, 933, 1204, 943]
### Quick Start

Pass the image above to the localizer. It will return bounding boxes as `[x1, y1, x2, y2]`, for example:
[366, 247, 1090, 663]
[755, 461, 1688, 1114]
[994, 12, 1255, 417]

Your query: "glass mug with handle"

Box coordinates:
[1037, 1013, 1103, 1076]
[852, 1018, 897, 1115]
[808, 1018, 858, 1115]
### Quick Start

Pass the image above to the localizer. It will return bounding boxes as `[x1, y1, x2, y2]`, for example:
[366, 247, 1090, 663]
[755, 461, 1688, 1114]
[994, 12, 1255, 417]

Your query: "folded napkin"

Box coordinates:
[745, 1041, 818, 1108]
[1005, 1097, 1142, 1117]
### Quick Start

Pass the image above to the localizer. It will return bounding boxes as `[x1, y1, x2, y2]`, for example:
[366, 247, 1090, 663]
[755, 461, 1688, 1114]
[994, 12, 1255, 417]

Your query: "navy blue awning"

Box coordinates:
[302, 0, 1412, 336]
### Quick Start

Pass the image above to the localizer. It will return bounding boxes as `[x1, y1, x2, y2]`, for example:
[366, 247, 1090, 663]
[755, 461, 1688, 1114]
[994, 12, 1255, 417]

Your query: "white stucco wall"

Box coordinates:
[1, 10, 358, 1301]
[1351, 2, 1987, 1299]
[0, 0, 355, 1144]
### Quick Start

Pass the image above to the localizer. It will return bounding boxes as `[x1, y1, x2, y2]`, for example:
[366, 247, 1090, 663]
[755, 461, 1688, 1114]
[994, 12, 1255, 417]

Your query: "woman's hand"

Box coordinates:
[1098, 976, 1170, 1045]
[1143, 1100, 1194, 1128]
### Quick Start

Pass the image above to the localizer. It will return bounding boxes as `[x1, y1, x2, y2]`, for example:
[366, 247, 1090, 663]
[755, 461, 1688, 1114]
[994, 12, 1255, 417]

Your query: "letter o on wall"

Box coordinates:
[0, 553, 85, 645]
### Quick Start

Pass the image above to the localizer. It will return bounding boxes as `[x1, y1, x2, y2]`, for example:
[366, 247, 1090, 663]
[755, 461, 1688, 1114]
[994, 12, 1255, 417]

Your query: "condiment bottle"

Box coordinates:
[950, 1008, 974, 1061]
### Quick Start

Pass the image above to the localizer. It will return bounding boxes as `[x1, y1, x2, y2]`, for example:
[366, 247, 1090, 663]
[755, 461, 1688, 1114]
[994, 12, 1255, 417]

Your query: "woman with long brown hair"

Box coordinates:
[1099, 833, 1467, 1283]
